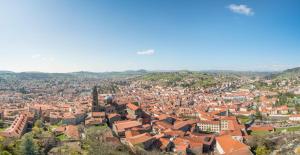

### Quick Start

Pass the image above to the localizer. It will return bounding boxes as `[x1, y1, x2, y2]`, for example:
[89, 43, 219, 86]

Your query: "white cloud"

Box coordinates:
[136, 49, 155, 55]
[31, 54, 55, 62]
[228, 4, 254, 16]
[31, 54, 41, 59]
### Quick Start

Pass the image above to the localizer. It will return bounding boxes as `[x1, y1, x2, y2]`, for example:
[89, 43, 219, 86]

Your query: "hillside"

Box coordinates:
[0, 70, 147, 81]
[271, 67, 300, 80]
[137, 71, 219, 88]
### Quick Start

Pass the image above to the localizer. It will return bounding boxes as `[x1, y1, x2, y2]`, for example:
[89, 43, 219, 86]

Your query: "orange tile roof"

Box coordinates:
[173, 137, 189, 152]
[54, 126, 65, 133]
[64, 125, 80, 139]
[159, 138, 171, 149]
[189, 133, 215, 145]
[164, 129, 185, 137]
[155, 121, 173, 129]
[92, 112, 106, 118]
[107, 113, 120, 119]
[85, 117, 105, 125]
[220, 129, 243, 137]
[198, 120, 219, 125]
[126, 133, 154, 145]
[0, 114, 28, 138]
[63, 113, 75, 119]
[250, 125, 274, 132]
[216, 135, 250, 155]
[290, 114, 300, 117]
[127, 103, 140, 111]
[157, 114, 171, 120]
[173, 120, 197, 130]
[114, 120, 142, 132]
[125, 130, 141, 138]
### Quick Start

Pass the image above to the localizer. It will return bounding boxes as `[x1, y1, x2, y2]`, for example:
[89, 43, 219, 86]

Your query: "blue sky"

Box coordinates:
[0, 0, 299, 72]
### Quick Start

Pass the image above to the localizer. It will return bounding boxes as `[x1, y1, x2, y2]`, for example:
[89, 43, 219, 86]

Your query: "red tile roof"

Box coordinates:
[64, 125, 80, 139]
[114, 120, 142, 132]
[216, 135, 251, 155]
[127, 103, 140, 111]
[250, 125, 274, 132]
[126, 133, 154, 145]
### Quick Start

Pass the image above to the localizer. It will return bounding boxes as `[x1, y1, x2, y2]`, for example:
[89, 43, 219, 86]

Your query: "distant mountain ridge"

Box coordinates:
[283, 67, 300, 74]
[0, 70, 148, 80]
[271, 67, 300, 80]
[1, 67, 299, 80]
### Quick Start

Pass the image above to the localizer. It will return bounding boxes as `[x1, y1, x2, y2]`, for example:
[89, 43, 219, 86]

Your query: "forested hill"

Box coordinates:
[136, 71, 230, 88]
[0, 70, 148, 80]
[269, 67, 300, 80]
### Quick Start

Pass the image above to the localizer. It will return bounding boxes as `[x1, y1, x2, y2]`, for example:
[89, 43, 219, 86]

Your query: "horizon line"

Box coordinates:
[0, 68, 292, 74]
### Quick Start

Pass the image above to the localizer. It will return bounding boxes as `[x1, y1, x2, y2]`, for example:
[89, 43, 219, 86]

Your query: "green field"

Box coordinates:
[251, 130, 270, 136]
[237, 115, 251, 124]
[56, 134, 68, 141]
[276, 126, 300, 133]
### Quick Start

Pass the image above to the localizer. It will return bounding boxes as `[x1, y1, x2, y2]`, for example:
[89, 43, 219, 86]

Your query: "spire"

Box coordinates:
[92, 86, 99, 112]
[226, 108, 229, 116]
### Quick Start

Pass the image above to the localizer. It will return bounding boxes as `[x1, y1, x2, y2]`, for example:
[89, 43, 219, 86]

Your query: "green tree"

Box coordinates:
[83, 126, 130, 155]
[19, 134, 39, 155]
[0, 151, 12, 155]
[0, 120, 5, 128]
[295, 104, 300, 113]
[32, 126, 43, 137]
[255, 108, 262, 120]
[255, 145, 270, 155]
[36, 131, 56, 154]
[34, 120, 43, 128]
[0, 137, 18, 154]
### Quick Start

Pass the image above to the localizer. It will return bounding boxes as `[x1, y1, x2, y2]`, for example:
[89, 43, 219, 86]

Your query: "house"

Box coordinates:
[74, 110, 86, 124]
[158, 138, 174, 152]
[188, 133, 215, 153]
[91, 112, 106, 118]
[216, 135, 252, 155]
[220, 129, 244, 142]
[112, 120, 142, 137]
[289, 114, 300, 121]
[185, 137, 203, 155]
[197, 120, 220, 133]
[156, 114, 176, 124]
[85, 111, 107, 126]
[107, 113, 121, 126]
[152, 120, 173, 134]
[49, 112, 62, 125]
[127, 103, 143, 119]
[271, 105, 289, 115]
[62, 113, 77, 125]
[250, 125, 274, 132]
[0, 114, 28, 138]
[85, 117, 106, 126]
[173, 120, 196, 132]
[125, 130, 143, 138]
[104, 105, 116, 114]
[53, 126, 65, 136]
[54, 125, 80, 140]
[64, 125, 80, 140]
[125, 133, 155, 150]
[29, 104, 53, 119]
[172, 137, 190, 155]
[164, 129, 185, 138]
[0, 110, 3, 120]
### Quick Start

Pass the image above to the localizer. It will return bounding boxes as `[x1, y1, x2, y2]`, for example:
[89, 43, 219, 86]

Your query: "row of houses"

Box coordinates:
[108, 101, 253, 155]
[0, 113, 30, 138]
